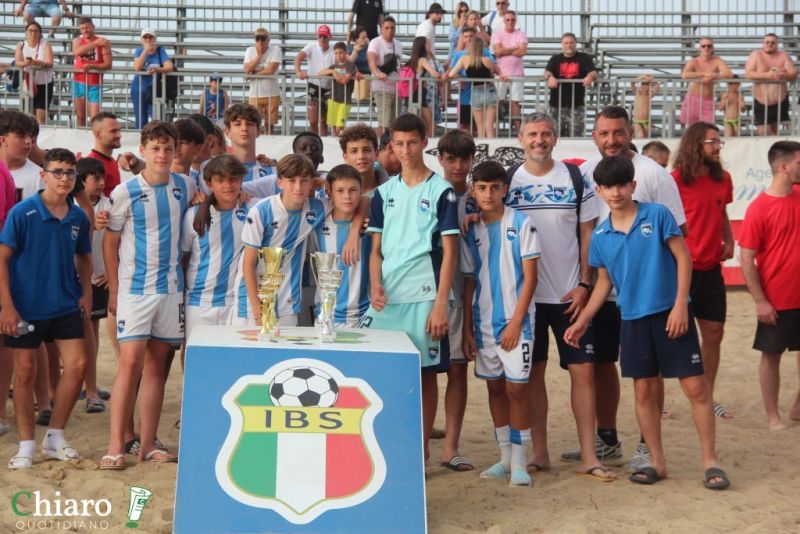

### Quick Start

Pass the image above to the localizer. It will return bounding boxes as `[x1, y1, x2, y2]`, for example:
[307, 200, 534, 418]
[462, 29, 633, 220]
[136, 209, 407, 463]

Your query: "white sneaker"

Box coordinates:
[627, 442, 651, 472]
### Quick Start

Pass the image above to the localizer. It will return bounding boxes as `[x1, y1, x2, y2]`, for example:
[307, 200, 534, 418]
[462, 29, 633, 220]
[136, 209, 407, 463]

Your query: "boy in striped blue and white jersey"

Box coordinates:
[309, 165, 371, 327]
[461, 161, 541, 487]
[182, 155, 249, 340]
[102, 121, 196, 467]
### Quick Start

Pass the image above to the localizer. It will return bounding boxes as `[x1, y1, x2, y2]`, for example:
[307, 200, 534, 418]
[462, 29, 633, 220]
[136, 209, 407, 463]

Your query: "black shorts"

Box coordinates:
[532, 302, 596, 369]
[754, 97, 790, 125]
[619, 309, 703, 379]
[92, 283, 109, 319]
[753, 308, 800, 354]
[33, 81, 55, 111]
[689, 265, 727, 323]
[307, 84, 330, 114]
[4, 311, 85, 349]
[458, 103, 472, 125]
[592, 300, 621, 364]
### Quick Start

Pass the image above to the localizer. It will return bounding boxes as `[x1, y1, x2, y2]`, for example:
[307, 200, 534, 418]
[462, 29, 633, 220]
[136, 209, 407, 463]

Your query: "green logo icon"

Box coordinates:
[126, 486, 152, 529]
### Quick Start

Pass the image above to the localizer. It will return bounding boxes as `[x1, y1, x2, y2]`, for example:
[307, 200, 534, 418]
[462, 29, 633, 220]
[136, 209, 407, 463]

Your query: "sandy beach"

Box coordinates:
[1, 289, 799, 533]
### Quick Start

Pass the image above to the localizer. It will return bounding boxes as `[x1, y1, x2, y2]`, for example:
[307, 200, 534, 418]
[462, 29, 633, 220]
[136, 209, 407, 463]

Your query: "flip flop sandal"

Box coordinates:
[703, 467, 730, 490]
[43, 442, 81, 461]
[99, 454, 126, 470]
[144, 449, 177, 464]
[526, 462, 549, 473]
[629, 466, 663, 485]
[714, 403, 734, 419]
[98, 390, 111, 401]
[8, 454, 33, 470]
[579, 466, 617, 482]
[440, 456, 474, 472]
[85, 398, 106, 414]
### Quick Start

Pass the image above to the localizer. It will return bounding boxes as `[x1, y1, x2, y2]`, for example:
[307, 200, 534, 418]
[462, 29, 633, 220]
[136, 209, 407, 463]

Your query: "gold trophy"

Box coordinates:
[257, 247, 285, 341]
[311, 252, 344, 343]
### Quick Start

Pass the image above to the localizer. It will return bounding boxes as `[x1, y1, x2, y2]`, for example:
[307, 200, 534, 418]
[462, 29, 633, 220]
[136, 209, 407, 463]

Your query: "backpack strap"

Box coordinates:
[488, 11, 496, 35]
[565, 161, 585, 254]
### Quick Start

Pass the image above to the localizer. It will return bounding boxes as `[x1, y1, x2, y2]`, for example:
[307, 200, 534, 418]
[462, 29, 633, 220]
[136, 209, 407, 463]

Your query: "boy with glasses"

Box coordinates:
[244, 28, 282, 135]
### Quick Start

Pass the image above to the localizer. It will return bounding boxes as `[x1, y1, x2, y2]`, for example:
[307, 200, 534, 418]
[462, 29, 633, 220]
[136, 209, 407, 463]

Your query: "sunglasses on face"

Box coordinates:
[255, 35, 269, 42]
[700, 44, 713, 48]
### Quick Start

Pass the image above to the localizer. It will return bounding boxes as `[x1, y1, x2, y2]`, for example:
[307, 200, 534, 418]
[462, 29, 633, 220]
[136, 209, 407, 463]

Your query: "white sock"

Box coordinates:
[494, 425, 511, 470]
[43, 428, 66, 450]
[18, 439, 36, 458]
[510, 427, 532, 473]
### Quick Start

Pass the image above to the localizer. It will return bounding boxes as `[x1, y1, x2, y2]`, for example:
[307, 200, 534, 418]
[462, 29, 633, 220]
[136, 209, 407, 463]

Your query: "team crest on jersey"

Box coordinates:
[172, 187, 183, 201]
[386, 197, 395, 208]
[305, 210, 318, 224]
[505, 227, 518, 241]
[321, 225, 331, 236]
[215, 358, 386, 524]
[138, 193, 149, 203]
[71, 226, 80, 240]
[117, 320, 125, 333]
[640, 223, 653, 238]
[549, 186, 567, 202]
[270, 221, 280, 230]
[235, 208, 247, 221]
[419, 198, 431, 214]
[446, 191, 456, 203]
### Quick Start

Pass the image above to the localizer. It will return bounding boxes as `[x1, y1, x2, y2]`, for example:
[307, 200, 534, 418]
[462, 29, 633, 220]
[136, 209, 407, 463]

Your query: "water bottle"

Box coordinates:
[13, 321, 34, 338]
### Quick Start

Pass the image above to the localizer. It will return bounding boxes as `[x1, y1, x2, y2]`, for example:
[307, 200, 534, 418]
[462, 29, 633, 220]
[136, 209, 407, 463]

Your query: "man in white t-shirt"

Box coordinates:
[415, 3, 444, 58]
[481, 0, 509, 42]
[559, 105, 688, 471]
[243, 28, 282, 135]
[368, 16, 403, 137]
[505, 112, 616, 481]
[0, 110, 42, 202]
[492, 10, 527, 133]
[295, 25, 335, 137]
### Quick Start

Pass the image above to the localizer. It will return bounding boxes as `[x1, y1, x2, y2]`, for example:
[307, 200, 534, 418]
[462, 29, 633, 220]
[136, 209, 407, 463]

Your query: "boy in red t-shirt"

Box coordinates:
[739, 140, 800, 430]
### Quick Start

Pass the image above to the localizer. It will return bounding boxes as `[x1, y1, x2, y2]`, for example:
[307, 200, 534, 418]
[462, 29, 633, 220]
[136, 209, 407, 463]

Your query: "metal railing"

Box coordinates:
[3, 65, 799, 138]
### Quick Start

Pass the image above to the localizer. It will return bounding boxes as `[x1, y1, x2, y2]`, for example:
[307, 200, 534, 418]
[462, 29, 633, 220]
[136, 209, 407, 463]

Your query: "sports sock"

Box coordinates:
[43, 428, 66, 450]
[18, 440, 36, 458]
[510, 427, 532, 473]
[494, 425, 511, 470]
[598, 428, 618, 447]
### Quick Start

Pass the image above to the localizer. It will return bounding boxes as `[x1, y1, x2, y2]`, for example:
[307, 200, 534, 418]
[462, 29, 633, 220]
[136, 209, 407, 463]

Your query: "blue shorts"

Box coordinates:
[359, 301, 450, 373]
[73, 82, 101, 104]
[532, 302, 596, 369]
[470, 84, 497, 108]
[25, 3, 62, 17]
[619, 309, 704, 379]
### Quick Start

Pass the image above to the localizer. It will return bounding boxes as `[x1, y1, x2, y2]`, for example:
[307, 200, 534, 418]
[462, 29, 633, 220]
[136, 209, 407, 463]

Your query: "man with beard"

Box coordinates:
[672, 122, 734, 421]
[745, 34, 798, 135]
[84, 112, 122, 197]
[543, 33, 597, 137]
[560, 106, 686, 472]
[505, 112, 616, 481]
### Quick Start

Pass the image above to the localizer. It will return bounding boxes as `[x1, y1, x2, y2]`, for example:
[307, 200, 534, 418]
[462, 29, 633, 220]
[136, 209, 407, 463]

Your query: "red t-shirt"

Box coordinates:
[74, 35, 105, 86]
[738, 190, 800, 311]
[82, 149, 121, 197]
[672, 168, 733, 271]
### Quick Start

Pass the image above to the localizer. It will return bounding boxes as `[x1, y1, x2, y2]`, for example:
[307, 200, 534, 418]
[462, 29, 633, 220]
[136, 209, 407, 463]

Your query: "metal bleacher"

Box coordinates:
[0, 0, 798, 136]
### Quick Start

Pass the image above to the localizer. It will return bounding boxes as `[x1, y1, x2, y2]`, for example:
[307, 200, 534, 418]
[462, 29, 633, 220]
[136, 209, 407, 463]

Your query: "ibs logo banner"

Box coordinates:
[215, 358, 386, 525]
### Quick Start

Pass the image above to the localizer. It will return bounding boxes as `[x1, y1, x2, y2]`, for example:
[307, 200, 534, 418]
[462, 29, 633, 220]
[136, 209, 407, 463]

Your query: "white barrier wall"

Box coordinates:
[37, 128, 797, 220]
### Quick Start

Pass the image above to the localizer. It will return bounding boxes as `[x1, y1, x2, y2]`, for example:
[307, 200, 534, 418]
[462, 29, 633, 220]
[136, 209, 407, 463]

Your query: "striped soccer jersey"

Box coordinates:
[461, 206, 541, 348]
[107, 172, 196, 295]
[183, 201, 249, 307]
[237, 194, 330, 318]
[309, 214, 371, 326]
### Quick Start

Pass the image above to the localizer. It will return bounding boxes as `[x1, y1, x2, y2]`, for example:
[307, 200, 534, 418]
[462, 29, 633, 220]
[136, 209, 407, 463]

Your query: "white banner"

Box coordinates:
[36, 128, 796, 220]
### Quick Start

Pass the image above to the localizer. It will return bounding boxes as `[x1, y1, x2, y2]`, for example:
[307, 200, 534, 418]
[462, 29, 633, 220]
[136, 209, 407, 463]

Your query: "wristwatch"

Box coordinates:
[577, 281, 593, 292]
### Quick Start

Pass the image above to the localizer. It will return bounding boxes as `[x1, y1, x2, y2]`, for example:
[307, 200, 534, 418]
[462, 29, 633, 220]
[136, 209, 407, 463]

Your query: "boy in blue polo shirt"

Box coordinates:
[0, 148, 92, 469]
[361, 113, 459, 462]
[564, 156, 730, 490]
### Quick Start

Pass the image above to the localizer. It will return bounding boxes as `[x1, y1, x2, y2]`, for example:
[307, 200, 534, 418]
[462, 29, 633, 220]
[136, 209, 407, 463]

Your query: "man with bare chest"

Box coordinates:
[680, 38, 731, 127]
[745, 33, 798, 135]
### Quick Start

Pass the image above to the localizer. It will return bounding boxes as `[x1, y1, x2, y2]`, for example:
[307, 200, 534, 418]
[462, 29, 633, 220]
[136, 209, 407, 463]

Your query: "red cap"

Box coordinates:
[317, 25, 332, 37]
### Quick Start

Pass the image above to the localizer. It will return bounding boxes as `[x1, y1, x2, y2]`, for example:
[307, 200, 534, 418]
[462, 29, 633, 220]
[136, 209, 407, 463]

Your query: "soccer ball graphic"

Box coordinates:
[269, 366, 339, 407]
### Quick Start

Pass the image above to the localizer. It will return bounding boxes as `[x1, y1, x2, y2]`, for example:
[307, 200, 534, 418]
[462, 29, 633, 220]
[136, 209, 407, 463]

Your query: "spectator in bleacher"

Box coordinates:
[368, 17, 404, 137]
[198, 73, 228, 127]
[348, 0, 384, 40]
[680, 37, 731, 129]
[415, 3, 445, 59]
[243, 28, 282, 135]
[451, 26, 491, 133]
[71, 17, 111, 128]
[448, 2, 470, 65]
[347, 26, 372, 102]
[465, 11, 491, 49]
[544, 32, 597, 137]
[15, 0, 73, 39]
[15, 21, 54, 125]
[481, 0, 508, 42]
[295, 25, 335, 137]
[492, 10, 526, 134]
[130, 29, 174, 130]
[745, 33, 798, 136]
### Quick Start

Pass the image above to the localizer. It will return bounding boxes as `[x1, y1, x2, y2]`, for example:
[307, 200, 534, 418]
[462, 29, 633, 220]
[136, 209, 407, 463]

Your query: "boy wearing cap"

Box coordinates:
[198, 74, 229, 127]
[415, 3, 445, 58]
[131, 29, 174, 129]
[244, 28, 282, 135]
[295, 26, 335, 137]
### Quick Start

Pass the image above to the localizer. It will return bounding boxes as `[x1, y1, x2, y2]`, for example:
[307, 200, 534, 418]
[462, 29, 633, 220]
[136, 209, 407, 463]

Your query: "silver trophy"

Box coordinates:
[311, 252, 344, 343]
